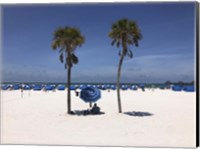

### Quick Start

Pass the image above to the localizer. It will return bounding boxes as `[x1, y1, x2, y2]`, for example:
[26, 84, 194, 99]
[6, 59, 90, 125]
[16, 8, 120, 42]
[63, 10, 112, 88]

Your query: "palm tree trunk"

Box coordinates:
[117, 53, 124, 113]
[67, 65, 71, 114]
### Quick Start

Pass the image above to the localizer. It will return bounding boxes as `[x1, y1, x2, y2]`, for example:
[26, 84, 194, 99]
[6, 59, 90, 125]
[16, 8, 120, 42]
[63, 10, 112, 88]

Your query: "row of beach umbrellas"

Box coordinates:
[0, 84, 195, 92]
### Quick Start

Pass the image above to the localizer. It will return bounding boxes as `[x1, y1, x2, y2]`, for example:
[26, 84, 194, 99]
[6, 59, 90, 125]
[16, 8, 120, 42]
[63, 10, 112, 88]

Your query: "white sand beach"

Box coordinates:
[0, 89, 196, 147]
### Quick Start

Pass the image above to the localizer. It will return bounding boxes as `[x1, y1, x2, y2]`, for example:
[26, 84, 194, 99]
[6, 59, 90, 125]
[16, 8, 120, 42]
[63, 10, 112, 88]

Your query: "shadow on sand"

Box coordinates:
[69, 110, 105, 116]
[124, 111, 153, 117]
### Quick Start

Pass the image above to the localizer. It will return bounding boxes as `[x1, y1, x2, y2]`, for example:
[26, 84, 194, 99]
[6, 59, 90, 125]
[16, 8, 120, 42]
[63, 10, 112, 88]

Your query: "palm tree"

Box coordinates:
[51, 26, 85, 114]
[108, 18, 142, 113]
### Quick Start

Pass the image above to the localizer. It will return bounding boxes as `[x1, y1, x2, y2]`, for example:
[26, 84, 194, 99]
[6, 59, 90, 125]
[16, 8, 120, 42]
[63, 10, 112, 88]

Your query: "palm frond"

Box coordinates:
[127, 49, 133, 58]
[71, 53, 79, 64]
[108, 18, 142, 57]
[59, 53, 64, 63]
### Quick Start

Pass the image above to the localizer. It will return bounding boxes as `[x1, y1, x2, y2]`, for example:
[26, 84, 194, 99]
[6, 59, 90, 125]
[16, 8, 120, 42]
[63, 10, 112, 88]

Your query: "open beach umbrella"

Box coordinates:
[80, 86, 101, 103]
[172, 85, 182, 91]
[1, 84, 10, 90]
[12, 84, 21, 90]
[130, 85, 137, 90]
[106, 84, 111, 89]
[57, 85, 66, 90]
[70, 85, 76, 90]
[182, 85, 195, 92]
[33, 85, 43, 91]
[23, 85, 32, 90]
[101, 85, 106, 90]
[87, 84, 92, 87]
[79, 84, 86, 89]
[121, 85, 128, 90]
[110, 85, 116, 90]
[44, 85, 55, 91]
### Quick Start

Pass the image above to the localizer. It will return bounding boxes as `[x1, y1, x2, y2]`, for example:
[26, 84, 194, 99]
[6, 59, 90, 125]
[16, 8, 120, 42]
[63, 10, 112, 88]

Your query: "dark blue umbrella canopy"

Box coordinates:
[183, 85, 195, 92]
[121, 85, 128, 90]
[79, 84, 86, 89]
[110, 85, 116, 90]
[23, 85, 32, 90]
[101, 85, 106, 90]
[1, 84, 10, 90]
[12, 84, 21, 90]
[172, 85, 182, 91]
[80, 87, 101, 103]
[57, 85, 66, 90]
[70, 85, 77, 90]
[45, 85, 55, 91]
[106, 84, 111, 89]
[33, 85, 43, 91]
[130, 85, 137, 90]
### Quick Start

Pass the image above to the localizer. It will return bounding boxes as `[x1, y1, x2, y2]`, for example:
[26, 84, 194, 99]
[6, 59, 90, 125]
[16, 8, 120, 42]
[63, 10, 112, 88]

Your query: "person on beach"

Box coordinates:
[90, 103, 100, 114]
[21, 87, 24, 98]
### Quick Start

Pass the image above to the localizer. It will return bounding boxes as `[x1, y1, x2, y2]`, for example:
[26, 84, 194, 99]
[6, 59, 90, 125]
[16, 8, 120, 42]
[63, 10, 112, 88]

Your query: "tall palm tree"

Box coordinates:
[51, 26, 85, 114]
[108, 18, 142, 113]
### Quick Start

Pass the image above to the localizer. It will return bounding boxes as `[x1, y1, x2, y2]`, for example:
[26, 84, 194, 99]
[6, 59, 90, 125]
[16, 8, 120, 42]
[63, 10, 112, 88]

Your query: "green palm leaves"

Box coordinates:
[109, 18, 142, 58]
[52, 27, 85, 68]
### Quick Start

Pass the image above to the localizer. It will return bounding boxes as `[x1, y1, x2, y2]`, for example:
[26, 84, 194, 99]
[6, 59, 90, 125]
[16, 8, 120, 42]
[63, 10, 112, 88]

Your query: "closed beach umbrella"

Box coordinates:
[80, 86, 101, 103]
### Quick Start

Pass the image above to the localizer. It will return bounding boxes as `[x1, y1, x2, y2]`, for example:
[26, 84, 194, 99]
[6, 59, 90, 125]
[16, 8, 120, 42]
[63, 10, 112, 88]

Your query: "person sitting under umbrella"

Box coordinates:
[90, 103, 100, 114]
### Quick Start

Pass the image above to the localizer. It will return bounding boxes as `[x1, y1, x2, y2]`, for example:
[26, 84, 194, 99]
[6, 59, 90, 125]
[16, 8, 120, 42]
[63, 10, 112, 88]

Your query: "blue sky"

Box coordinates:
[1, 2, 196, 83]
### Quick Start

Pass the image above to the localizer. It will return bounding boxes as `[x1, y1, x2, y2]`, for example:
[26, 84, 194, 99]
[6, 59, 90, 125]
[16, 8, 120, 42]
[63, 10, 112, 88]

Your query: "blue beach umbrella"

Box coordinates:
[110, 85, 116, 90]
[97, 85, 101, 89]
[80, 86, 101, 103]
[57, 85, 66, 90]
[121, 85, 128, 90]
[12, 84, 21, 90]
[106, 84, 111, 89]
[87, 84, 92, 87]
[101, 85, 106, 90]
[1, 84, 10, 90]
[23, 85, 32, 90]
[172, 85, 182, 91]
[79, 84, 86, 89]
[130, 85, 137, 90]
[70, 85, 76, 90]
[45, 85, 55, 91]
[33, 85, 43, 91]
[182, 85, 195, 92]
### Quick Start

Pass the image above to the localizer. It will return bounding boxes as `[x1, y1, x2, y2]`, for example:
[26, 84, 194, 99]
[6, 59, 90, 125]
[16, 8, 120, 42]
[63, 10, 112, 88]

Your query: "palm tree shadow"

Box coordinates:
[124, 111, 153, 117]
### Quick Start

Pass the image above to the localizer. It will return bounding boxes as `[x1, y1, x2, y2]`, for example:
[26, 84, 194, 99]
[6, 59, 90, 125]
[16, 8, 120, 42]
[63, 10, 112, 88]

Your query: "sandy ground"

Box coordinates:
[0, 89, 196, 147]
